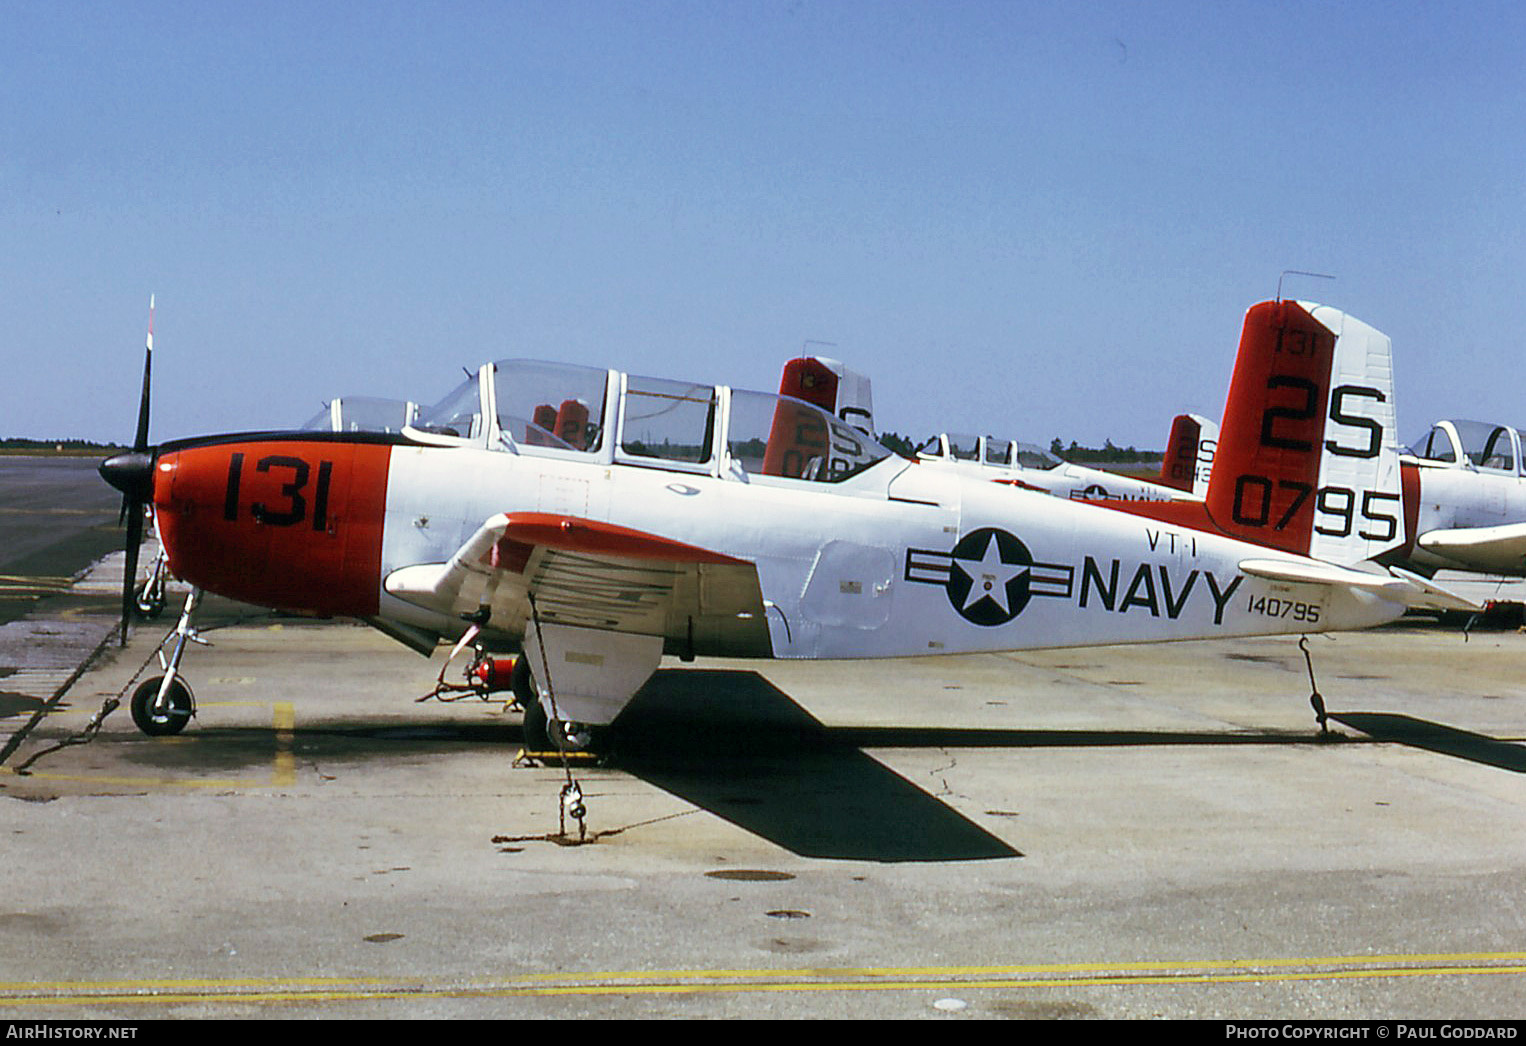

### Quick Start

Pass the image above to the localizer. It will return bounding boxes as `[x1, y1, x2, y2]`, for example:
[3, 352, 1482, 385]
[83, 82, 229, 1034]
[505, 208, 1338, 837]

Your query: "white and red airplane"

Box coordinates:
[101, 307, 1447, 749]
[778, 354, 1217, 504]
[1400, 419, 1526, 575]
[910, 430, 1208, 503]
[1155, 413, 1217, 498]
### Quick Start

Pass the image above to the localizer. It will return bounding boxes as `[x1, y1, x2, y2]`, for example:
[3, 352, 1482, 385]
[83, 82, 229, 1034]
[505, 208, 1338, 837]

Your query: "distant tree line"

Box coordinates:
[0, 438, 122, 452]
[875, 431, 1160, 465]
[1049, 437, 1159, 464]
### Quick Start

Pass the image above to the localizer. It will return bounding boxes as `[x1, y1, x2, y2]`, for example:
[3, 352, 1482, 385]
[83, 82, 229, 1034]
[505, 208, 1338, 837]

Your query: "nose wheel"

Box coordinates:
[130, 676, 194, 736]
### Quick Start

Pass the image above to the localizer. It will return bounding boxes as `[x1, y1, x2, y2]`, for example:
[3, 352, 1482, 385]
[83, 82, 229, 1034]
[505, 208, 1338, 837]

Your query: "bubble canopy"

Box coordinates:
[1406, 419, 1525, 475]
[407, 359, 894, 484]
[916, 433, 1061, 470]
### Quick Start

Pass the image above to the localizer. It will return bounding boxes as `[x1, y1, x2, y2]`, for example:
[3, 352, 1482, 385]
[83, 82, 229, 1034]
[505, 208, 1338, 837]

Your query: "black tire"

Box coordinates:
[513, 658, 551, 750]
[510, 655, 535, 708]
[520, 694, 550, 751]
[130, 676, 194, 736]
[133, 582, 166, 620]
[511, 656, 602, 754]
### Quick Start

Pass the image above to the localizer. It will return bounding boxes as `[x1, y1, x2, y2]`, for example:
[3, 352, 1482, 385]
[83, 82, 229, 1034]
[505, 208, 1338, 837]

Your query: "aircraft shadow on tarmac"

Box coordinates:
[76, 667, 1526, 860]
[1329, 712, 1526, 773]
[610, 670, 1022, 863]
[608, 676, 1526, 859]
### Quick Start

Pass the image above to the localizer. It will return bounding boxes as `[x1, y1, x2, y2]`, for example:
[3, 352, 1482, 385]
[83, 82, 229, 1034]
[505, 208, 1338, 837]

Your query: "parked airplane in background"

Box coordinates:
[1400, 420, 1526, 575]
[1156, 413, 1218, 498]
[778, 355, 1215, 504]
[101, 313, 1444, 748]
[304, 397, 419, 434]
[913, 432, 1188, 503]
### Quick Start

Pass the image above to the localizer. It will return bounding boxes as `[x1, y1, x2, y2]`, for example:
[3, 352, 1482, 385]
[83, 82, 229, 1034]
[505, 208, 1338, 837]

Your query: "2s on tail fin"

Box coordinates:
[1159, 413, 1218, 497]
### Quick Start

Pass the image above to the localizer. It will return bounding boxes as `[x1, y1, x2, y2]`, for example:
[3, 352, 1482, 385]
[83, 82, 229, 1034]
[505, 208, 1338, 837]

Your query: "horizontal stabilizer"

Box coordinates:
[1417, 522, 1526, 574]
[1238, 557, 1409, 598]
[1386, 566, 1485, 613]
[1238, 557, 1483, 612]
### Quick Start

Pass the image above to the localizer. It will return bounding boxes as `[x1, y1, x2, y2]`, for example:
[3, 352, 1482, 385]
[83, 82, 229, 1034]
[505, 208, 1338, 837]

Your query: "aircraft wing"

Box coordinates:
[384, 512, 770, 724]
[1416, 522, 1526, 575]
[384, 511, 767, 638]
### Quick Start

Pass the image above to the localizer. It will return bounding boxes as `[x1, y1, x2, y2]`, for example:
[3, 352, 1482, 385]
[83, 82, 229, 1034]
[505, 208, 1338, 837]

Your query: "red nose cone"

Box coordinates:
[154, 440, 391, 616]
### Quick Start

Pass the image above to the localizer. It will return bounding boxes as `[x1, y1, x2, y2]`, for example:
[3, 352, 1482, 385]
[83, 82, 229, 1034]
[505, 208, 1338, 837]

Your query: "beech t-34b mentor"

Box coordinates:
[912, 432, 1196, 503]
[100, 347, 1448, 750]
[1402, 419, 1526, 575]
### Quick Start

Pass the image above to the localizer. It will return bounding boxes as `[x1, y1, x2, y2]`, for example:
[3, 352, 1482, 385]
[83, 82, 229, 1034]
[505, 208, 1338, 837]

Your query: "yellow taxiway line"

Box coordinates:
[4, 951, 1525, 1007]
[3, 701, 298, 789]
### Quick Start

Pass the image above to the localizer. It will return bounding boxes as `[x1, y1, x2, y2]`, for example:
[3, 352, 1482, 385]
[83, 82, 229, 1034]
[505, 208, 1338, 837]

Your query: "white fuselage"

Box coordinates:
[375, 444, 1397, 660]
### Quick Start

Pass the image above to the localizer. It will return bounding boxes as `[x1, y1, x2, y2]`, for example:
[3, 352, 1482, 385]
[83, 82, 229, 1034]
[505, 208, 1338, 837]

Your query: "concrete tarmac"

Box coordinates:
[2, 550, 1526, 1019]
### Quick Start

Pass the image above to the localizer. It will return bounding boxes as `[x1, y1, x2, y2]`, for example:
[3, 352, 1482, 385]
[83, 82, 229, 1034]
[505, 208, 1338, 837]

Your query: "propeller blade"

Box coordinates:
[106, 295, 156, 645]
[133, 295, 154, 452]
[121, 503, 143, 644]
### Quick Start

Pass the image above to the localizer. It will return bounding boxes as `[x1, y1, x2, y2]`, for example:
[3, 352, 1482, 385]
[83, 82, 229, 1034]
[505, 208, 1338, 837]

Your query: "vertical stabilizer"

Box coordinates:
[1159, 413, 1218, 497]
[778, 356, 875, 434]
[1205, 300, 1402, 564]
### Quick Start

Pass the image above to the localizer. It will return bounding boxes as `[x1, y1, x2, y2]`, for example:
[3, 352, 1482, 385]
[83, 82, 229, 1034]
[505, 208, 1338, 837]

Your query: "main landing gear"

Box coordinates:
[421, 626, 602, 757]
[511, 656, 598, 755]
[423, 621, 598, 841]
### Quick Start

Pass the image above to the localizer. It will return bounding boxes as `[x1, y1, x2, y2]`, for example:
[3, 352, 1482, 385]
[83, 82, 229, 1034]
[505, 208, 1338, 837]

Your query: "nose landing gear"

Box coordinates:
[129, 676, 194, 736]
[128, 587, 206, 737]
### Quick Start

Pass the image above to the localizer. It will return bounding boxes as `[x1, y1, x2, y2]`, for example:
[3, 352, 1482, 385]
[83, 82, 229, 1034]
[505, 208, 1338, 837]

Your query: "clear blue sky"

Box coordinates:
[5, 1, 1525, 448]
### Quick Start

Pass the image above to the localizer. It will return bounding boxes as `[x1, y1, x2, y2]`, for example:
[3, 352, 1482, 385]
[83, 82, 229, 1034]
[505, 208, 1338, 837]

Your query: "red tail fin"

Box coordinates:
[1104, 301, 1402, 565]
[1205, 300, 1336, 554]
[1159, 414, 1203, 492]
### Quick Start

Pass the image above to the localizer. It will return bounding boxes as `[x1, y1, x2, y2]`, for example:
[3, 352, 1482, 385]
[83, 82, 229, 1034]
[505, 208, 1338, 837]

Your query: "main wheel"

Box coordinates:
[511, 657, 603, 754]
[520, 693, 551, 751]
[548, 718, 595, 752]
[511, 657, 551, 750]
[130, 676, 194, 736]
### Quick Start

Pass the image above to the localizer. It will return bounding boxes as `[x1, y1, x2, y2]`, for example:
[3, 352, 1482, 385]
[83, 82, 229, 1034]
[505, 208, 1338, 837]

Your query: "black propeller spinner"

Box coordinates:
[99, 301, 156, 646]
